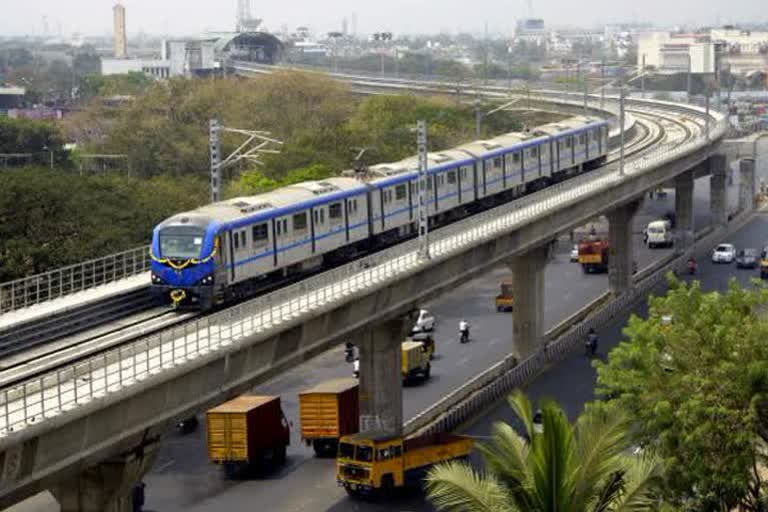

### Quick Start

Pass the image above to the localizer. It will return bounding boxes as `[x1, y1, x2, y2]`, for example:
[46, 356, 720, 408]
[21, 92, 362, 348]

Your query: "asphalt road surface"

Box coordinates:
[143, 176, 742, 512]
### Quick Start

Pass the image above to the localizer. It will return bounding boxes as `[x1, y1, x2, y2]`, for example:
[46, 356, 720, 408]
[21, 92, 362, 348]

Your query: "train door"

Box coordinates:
[273, 216, 289, 268]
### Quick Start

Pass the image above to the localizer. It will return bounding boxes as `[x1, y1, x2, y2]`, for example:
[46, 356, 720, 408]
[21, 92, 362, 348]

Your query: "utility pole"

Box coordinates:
[394, 47, 399, 78]
[209, 119, 221, 202]
[641, 54, 646, 98]
[705, 87, 711, 141]
[474, 97, 482, 138]
[209, 119, 283, 203]
[619, 71, 626, 177]
[507, 42, 512, 93]
[686, 54, 692, 102]
[600, 58, 605, 109]
[417, 120, 430, 260]
[483, 21, 489, 86]
[583, 71, 588, 114]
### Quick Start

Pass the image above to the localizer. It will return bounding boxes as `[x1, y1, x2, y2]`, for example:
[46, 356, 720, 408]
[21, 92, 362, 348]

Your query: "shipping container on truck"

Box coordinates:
[495, 277, 514, 312]
[298, 378, 360, 457]
[206, 395, 290, 477]
[578, 239, 609, 273]
[401, 341, 431, 383]
[337, 432, 473, 499]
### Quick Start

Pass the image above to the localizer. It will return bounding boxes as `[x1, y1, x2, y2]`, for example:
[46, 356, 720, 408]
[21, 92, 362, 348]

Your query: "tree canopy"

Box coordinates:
[425, 391, 662, 512]
[594, 276, 768, 511]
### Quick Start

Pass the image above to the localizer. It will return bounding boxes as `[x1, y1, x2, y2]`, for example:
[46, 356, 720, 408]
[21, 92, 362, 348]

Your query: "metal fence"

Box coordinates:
[0, 99, 727, 438]
[0, 246, 151, 315]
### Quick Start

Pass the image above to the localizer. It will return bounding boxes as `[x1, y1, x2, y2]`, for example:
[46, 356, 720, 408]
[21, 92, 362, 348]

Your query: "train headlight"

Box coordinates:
[200, 274, 214, 286]
[151, 273, 164, 285]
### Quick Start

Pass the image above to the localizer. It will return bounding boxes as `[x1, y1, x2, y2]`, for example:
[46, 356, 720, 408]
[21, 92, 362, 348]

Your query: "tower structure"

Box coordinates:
[236, 0, 262, 32]
[113, 2, 127, 58]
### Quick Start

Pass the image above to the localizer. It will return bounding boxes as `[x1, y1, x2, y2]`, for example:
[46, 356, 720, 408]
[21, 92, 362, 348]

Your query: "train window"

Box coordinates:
[447, 171, 457, 184]
[276, 220, 281, 235]
[240, 231, 247, 248]
[283, 219, 288, 233]
[566, 137, 572, 148]
[320, 209, 325, 224]
[395, 184, 407, 200]
[329, 203, 342, 219]
[530, 147, 538, 157]
[579, 134, 586, 145]
[293, 212, 307, 231]
[460, 167, 468, 179]
[512, 152, 520, 163]
[252, 224, 268, 244]
[233, 232, 239, 250]
[427, 177, 433, 190]
[493, 157, 502, 169]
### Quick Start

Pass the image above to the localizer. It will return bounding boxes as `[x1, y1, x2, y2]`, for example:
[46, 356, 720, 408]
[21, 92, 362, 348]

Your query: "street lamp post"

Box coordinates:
[42, 145, 53, 169]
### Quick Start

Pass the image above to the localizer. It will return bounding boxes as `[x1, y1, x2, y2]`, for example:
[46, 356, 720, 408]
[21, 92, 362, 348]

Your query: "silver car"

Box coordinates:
[712, 244, 736, 263]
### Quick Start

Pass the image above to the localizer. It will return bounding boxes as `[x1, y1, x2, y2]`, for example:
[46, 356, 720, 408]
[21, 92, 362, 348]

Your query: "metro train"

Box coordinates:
[150, 115, 610, 309]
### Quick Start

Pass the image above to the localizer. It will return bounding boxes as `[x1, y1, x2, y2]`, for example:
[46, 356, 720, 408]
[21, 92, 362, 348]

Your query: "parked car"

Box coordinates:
[569, 245, 579, 262]
[411, 309, 435, 334]
[736, 248, 758, 269]
[712, 244, 736, 263]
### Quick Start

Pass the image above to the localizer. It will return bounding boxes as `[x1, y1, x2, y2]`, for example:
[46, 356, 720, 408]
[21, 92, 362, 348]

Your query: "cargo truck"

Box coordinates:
[578, 239, 609, 273]
[299, 378, 360, 457]
[402, 341, 431, 383]
[495, 277, 514, 312]
[206, 395, 290, 477]
[337, 432, 473, 499]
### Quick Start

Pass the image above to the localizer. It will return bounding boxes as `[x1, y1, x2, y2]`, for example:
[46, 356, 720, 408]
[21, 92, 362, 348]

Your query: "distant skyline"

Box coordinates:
[1, 0, 765, 38]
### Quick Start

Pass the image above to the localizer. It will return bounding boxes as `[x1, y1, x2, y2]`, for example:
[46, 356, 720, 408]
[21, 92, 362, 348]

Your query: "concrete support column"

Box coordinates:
[508, 245, 548, 360]
[358, 317, 407, 437]
[607, 200, 640, 296]
[675, 170, 695, 252]
[710, 154, 727, 228]
[740, 158, 756, 213]
[53, 438, 159, 512]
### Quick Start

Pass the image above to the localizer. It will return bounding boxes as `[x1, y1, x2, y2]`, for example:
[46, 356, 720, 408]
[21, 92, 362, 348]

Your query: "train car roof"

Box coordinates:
[183, 177, 368, 224]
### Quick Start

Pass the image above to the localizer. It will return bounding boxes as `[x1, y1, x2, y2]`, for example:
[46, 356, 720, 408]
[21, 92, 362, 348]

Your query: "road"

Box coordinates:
[143, 175, 740, 512]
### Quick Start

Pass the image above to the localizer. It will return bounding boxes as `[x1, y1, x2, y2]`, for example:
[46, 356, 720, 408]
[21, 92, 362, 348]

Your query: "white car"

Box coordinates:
[353, 359, 359, 378]
[411, 309, 435, 333]
[712, 243, 736, 263]
[570, 245, 579, 262]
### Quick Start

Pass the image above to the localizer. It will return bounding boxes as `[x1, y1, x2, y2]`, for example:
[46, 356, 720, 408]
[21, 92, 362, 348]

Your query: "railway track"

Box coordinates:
[0, 101, 709, 388]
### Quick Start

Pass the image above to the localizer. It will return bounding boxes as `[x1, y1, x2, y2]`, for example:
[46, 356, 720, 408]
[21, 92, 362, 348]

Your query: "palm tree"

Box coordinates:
[425, 391, 662, 512]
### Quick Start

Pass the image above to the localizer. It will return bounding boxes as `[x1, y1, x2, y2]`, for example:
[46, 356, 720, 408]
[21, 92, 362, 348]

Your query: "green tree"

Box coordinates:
[425, 391, 662, 512]
[594, 276, 768, 510]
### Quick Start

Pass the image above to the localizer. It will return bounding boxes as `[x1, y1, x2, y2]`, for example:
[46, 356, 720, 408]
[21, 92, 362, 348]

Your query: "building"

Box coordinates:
[638, 32, 715, 73]
[515, 18, 547, 46]
[0, 85, 25, 110]
[101, 32, 283, 78]
[113, 3, 127, 58]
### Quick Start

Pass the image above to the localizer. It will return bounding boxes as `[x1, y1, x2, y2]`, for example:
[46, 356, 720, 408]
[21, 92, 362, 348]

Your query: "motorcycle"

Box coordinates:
[176, 416, 199, 434]
[687, 259, 697, 275]
[585, 335, 598, 356]
[459, 330, 469, 344]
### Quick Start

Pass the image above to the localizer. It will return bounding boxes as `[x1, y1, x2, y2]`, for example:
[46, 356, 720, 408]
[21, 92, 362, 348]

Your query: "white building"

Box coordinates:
[637, 31, 714, 73]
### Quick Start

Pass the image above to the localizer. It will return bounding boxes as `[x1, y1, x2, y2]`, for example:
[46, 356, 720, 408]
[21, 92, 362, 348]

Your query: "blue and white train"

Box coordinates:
[150, 115, 609, 309]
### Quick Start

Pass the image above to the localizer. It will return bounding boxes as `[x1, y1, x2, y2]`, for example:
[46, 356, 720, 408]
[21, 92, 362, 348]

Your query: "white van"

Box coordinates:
[645, 220, 673, 248]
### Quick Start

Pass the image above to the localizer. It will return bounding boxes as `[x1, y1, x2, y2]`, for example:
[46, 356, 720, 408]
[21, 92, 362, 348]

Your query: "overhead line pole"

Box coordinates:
[417, 120, 430, 260]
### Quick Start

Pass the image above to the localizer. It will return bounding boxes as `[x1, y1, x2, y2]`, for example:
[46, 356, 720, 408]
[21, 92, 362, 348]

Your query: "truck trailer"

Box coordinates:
[206, 395, 290, 477]
[299, 378, 359, 457]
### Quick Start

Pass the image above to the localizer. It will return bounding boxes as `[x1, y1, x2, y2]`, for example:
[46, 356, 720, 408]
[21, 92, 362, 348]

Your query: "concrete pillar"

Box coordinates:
[710, 154, 727, 228]
[674, 170, 695, 252]
[740, 158, 756, 213]
[607, 200, 640, 296]
[52, 439, 159, 512]
[508, 245, 548, 360]
[358, 317, 407, 437]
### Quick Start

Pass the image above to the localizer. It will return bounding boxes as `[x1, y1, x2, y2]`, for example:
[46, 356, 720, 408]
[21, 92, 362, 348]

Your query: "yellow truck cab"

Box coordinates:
[337, 432, 473, 498]
[761, 246, 768, 278]
[495, 277, 514, 312]
[401, 341, 431, 382]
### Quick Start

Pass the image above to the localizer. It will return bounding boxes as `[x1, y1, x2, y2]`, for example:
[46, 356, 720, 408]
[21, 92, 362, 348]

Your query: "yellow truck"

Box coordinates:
[337, 432, 473, 498]
[761, 245, 768, 278]
[402, 341, 431, 383]
[495, 278, 514, 312]
[298, 378, 360, 457]
[206, 395, 290, 477]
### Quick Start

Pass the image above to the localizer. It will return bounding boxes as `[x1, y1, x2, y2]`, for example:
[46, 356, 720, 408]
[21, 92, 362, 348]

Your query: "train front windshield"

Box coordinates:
[159, 227, 205, 260]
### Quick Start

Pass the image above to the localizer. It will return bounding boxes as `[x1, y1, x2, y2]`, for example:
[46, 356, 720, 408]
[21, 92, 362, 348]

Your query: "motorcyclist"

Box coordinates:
[586, 328, 598, 355]
[459, 319, 470, 343]
[687, 256, 697, 275]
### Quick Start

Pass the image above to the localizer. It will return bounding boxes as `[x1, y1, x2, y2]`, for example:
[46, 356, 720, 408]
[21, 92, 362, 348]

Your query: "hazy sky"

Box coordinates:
[1, 0, 765, 38]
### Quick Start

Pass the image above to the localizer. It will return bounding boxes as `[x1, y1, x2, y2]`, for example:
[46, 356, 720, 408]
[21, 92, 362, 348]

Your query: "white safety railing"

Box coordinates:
[0, 102, 727, 438]
[0, 246, 151, 316]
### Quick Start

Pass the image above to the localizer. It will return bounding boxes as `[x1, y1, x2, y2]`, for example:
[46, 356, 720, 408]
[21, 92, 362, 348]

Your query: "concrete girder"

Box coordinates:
[740, 158, 756, 213]
[0, 138, 722, 509]
[675, 170, 695, 253]
[507, 245, 549, 360]
[709, 154, 728, 229]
